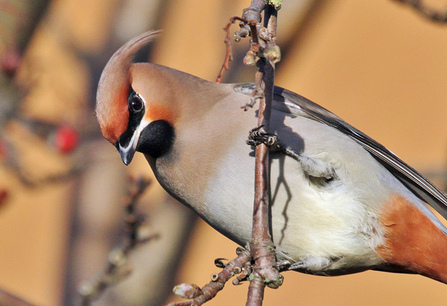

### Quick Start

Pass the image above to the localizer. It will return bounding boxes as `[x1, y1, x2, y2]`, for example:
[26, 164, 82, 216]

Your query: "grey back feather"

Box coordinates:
[275, 86, 447, 220]
[234, 83, 447, 220]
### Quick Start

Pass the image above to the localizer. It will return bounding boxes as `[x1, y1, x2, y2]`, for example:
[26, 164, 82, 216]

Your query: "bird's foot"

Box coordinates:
[247, 125, 302, 160]
[214, 255, 253, 285]
[247, 126, 336, 181]
[247, 125, 282, 151]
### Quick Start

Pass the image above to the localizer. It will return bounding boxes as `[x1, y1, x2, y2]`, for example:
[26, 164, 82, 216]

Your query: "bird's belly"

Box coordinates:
[199, 109, 396, 272]
[203, 150, 386, 272]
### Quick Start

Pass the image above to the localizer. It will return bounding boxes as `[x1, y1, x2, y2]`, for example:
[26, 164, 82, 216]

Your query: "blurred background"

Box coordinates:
[1, 0, 447, 305]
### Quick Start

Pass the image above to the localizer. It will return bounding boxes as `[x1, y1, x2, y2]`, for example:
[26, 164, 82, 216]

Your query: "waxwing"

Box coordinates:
[96, 31, 447, 283]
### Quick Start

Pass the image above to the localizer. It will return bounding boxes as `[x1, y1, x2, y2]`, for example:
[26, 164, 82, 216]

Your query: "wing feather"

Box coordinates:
[275, 86, 447, 219]
[234, 83, 447, 219]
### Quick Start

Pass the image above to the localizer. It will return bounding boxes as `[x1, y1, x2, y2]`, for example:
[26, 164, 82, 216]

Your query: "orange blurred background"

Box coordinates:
[1, 0, 447, 305]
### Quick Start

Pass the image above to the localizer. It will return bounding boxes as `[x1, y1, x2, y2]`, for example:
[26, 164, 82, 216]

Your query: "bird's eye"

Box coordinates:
[129, 94, 144, 112]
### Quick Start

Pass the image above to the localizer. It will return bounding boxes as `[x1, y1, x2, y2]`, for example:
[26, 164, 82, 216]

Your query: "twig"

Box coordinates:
[216, 17, 247, 83]
[216, 20, 234, 83]
[168, 247, 252, 306]
[0, 132, 82, 187]
[393, 0, 447, 22]
[0, 287, 37, 306]
[77, 176, 158, 306]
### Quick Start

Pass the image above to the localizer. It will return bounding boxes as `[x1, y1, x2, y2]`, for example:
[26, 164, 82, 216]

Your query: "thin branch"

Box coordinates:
[77, 176, 158, 306]
[393, 0, 447, 22]
[0, 0, 51, 54]
[216, 20, 234, 84]
[242, 3, 283, 306]
[168, 247, 252, 306]
[216, 17, 248, 83]
[242, 0, 266, 23]
[0, 287, 37, 306]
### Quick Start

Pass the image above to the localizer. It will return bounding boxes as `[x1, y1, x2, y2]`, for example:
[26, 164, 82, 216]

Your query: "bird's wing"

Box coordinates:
[234, 83, 447, 220]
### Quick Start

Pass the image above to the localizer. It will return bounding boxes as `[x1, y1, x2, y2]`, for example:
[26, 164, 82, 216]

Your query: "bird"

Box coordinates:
[96, 31, 447, 284]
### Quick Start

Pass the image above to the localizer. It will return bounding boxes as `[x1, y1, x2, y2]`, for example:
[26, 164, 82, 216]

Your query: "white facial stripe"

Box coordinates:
[119, 117, 151, 147]
[118, 90, 151, 165]
[119, 125, 140, 155]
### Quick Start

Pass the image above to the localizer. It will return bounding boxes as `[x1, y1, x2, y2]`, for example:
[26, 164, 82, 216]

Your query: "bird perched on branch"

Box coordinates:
[96, 31, 447, 284]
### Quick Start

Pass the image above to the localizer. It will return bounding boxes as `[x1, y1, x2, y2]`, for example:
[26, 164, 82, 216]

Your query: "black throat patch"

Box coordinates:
[137, 120, 175, 158]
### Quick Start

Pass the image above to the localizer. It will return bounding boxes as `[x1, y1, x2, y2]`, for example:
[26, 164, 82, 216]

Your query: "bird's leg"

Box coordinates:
[276, 256, 334, 273]
[247, 126, 337, 180]
[287, 256, 333, 272]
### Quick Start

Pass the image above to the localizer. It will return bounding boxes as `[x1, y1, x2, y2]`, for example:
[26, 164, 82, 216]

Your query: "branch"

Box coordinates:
[77, 176, 158, 306]
[216, 17, 248, 83]
[168, 247, 252, 306]
[0, 0, 51, 54]
[393, 0, 447, 22]
[244, 4, 283, 306]
[0, 288, 37, 306]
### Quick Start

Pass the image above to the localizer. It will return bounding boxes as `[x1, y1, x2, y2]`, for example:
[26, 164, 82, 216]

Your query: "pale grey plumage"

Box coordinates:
[269, 85, 447, 220]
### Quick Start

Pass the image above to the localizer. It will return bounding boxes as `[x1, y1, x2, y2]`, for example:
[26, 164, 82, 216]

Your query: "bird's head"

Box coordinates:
[96, 31, 176, 165]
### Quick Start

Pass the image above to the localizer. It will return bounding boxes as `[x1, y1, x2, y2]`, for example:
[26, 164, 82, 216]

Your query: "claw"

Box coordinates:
[274, 260, 292, 271]
[214, 258, 228, 268]
[247, 125, 279, 149]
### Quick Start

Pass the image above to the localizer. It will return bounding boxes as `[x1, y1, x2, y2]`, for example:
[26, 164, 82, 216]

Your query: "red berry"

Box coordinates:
[53, 125, 79, 154]
[0, 189, 9, 207]
[1, 49, 21, 78]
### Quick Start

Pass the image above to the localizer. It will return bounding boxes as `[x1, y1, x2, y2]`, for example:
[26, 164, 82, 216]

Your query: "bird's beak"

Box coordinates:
[117, 128, 141, 165]
[119, 145, 135, 165]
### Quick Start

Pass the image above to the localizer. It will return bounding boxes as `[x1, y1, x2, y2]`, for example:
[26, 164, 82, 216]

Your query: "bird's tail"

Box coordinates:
[376, 195, 447, 284]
